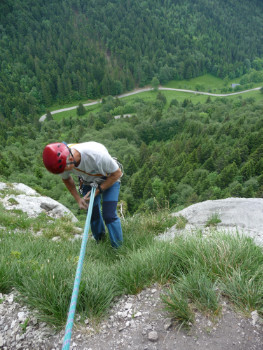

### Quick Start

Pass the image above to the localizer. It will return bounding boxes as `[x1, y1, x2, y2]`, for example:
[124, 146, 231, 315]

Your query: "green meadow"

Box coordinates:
[48, 74, 263, 122]
[164, 74, 227, 92]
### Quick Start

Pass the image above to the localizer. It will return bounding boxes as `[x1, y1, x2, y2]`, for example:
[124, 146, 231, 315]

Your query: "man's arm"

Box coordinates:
[63, 176, 88, 209]
[98, 168, 122, 192]
[83, 168, 122, 200]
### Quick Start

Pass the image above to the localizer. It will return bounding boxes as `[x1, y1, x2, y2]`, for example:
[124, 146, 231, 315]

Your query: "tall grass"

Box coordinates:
[161, 232, 263, 325]
[0, 209, 177, 327]
[0, 207, 262, 329]
[115, 241, 180, 294]
[0, 206, 31, 230]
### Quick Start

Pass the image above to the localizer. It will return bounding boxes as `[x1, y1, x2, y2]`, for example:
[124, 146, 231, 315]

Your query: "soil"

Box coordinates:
[2, 284, 262, 350]
[64, 284, 263, 350]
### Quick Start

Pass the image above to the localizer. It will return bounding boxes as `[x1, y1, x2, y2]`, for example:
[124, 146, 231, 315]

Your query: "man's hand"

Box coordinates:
[83, 191, 91, 202]
[63, 176, 89, 210]
[77, 197, 89, 210]
[97, 168, 122, 192]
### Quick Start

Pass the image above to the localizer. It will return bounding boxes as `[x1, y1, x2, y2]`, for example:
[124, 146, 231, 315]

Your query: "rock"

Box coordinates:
[0, 182, 78, 223]
[0, 334, 4, 347]
[0, 183, 7, 190]
[159, 198, 263, 246]
[17, 312, 26, 322]
[148, 330, 159, 342]
[7, 294, 14, 304]
[164, 318, 172, 330]
[70, 234, 83, 242]
[13, 183, 38, 196]
[251, 310, 259, 326]
[124, 303, 133, 310]
[40, 202, 58, 211]
[31, 317, 38, 326]
[51, 237, 61, 242]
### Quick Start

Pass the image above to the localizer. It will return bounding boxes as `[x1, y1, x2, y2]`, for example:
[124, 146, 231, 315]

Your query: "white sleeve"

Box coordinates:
[100, 154, 119, 174]
[60, 170, 71, 180]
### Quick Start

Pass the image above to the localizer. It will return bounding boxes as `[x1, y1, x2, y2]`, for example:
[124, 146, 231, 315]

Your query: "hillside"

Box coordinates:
[1, 1, 263, 218]
[1, 0, 263, 128]
[1, 90, 263, 217]
[0, 183, 262, 349]
[1, 2, 263, 348]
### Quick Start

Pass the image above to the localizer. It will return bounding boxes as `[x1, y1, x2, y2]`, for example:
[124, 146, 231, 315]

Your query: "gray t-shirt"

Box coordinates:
[60, 142, 119, 184]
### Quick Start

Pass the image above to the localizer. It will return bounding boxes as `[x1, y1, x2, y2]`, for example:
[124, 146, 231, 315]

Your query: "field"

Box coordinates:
[46, 74, 263, 122]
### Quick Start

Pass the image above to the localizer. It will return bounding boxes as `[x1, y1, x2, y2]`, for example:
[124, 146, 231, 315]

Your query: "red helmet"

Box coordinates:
[42, 143, 69, 174]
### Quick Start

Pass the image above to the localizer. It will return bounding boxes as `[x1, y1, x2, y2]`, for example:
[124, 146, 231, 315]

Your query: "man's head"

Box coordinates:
[42, 142, 70, 174]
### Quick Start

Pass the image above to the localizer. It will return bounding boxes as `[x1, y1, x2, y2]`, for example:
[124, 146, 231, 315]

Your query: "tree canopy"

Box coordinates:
[1, 0, 263, 217]
[1, 0, 263, 127]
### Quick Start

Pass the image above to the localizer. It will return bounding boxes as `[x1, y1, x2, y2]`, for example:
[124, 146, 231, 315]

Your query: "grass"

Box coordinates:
[234, 89, 263, 102]
[115, 240, 179, 294]
[161, 232, 263, 326]
[0, 204, 262, 330]
[20, 318, 30, 333]
[205, 213, 222, 227]
[164, 73, 263, 93]
[51, 86, 263, 122]
[0, 203, 32, 231]
[161, 286, 195, 327]
[48, 73, 263, 122]
[164, 74, 226, 92]
[121, 89, 218, 106]
[121, 85, 263, 107]
[52, 87, 263, 122]
[0, 203, 80, 240]
[44, 99, 100, 113]
[175, 215, 188, 229]
[50, 103, 101, 122]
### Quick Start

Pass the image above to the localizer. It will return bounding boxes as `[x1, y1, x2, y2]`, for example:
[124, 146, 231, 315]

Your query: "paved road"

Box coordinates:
[39, 86, 262, 122]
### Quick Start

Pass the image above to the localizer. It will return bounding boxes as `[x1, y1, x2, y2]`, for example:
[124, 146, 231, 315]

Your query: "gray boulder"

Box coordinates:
[0, 182, 77, 223]
[160, 198, 263, 246]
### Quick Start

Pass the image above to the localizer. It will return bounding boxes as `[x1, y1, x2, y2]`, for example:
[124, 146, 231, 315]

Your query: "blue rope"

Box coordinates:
[62, 185, 97, 350]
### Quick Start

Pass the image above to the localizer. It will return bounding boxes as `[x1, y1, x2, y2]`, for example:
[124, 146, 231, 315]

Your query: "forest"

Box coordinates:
[1, 91, 263, 216]
[1, 1, 263, 122]
[1, 0, 263, 216]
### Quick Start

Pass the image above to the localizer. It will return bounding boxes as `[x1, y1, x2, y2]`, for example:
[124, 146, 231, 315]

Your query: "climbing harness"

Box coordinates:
[62, 184, 97, 350]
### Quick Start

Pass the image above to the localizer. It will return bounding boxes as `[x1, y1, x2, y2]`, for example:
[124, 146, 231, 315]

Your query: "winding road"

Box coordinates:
[39, 86, 262, 122]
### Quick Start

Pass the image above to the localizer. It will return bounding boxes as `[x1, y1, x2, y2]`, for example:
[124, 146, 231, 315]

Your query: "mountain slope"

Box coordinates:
[0, 185, 262, 349]
[1, 0, 263, 126]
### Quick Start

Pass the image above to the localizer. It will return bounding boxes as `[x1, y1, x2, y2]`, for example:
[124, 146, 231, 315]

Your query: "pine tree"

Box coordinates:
[76, 103, 86, 116]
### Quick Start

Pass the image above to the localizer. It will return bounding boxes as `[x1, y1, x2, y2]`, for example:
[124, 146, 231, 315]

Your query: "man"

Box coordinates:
[42, 141, 123, 248]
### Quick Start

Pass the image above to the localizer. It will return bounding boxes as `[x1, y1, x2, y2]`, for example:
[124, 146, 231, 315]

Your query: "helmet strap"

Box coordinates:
[63, 141, 78, 167]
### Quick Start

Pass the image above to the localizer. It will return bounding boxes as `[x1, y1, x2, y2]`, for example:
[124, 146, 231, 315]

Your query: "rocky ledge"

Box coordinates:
[0, 182, 77, 223]
[0, 285, 262, 350]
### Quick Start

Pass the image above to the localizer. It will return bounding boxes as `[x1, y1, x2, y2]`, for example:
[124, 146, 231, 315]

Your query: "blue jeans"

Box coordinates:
[82, 182, 123, 248]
